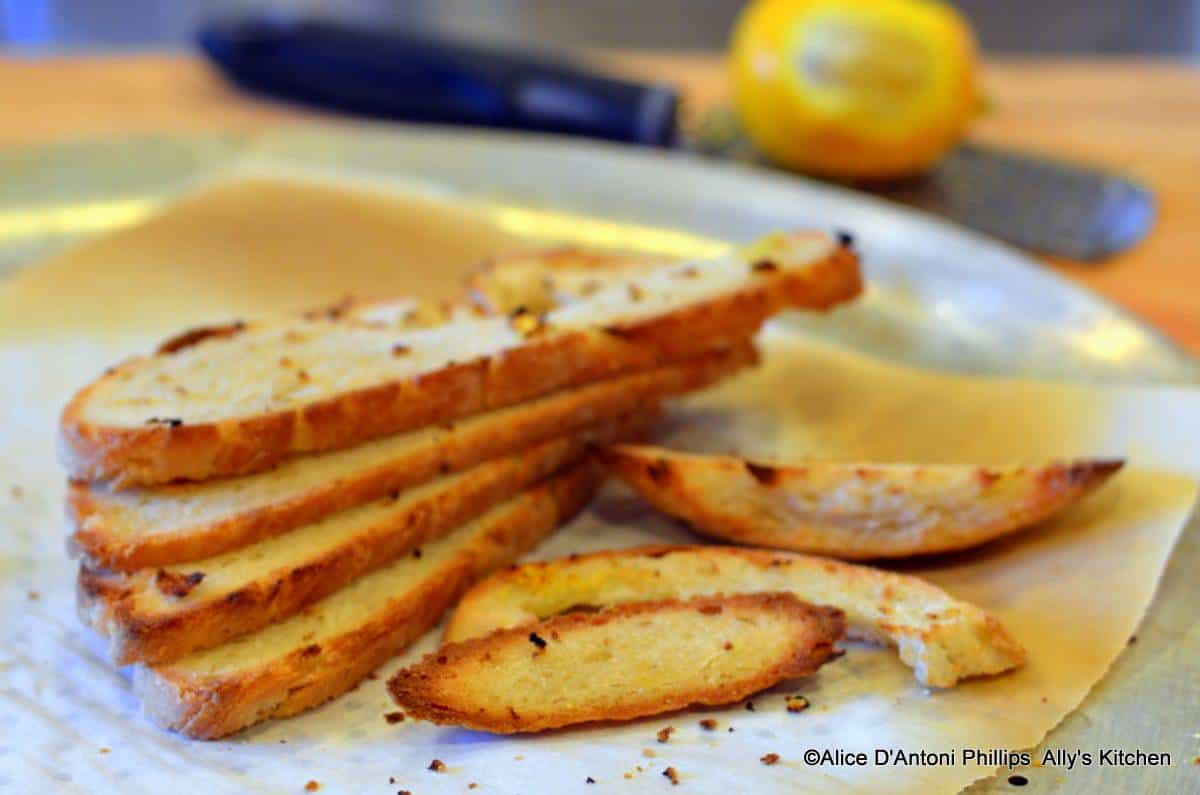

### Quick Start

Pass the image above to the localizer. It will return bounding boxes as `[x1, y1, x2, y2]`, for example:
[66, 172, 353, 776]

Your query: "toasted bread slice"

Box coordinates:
[600, 445, 1125, 559]
[79, 415, 647, 665]
[70, 346, 750, 571]
[134, 464, 598, 740]
[60, 231, 859, 486]
[467, 247, 670, 314]
[446, 545, 1024, 688]
[389, 592, 844, 733]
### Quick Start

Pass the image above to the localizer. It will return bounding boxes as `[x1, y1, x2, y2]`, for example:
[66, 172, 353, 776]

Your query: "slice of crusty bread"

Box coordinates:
[600, 445, 1124, 559]
[60, 231, 859, 486]
[69, 346, 750, 571]
[445, 545, 1025, 688]
[79, 414, 648, 665]
[134, 463, 598, 740]
[466, 247, 670, 315]
[389, 592, 845, 733]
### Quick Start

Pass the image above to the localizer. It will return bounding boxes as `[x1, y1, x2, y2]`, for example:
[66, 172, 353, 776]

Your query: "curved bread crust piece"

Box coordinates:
[79, 415, 647, 665]
[467, 248, 671, 315]
[69, 347, 748, 571]
[445, 545, 1025, 688]
[134, 464, 598, 740]
[390, 593, 844, 734]
[600, 445, 1124, 559]
[60, 232, 859, 486]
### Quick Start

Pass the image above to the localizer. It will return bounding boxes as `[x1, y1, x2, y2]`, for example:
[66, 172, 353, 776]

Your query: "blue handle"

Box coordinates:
[198, 20, 680, 147]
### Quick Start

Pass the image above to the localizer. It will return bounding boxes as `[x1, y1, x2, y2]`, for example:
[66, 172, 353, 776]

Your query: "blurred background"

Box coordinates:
[3, 0, 1199, 54]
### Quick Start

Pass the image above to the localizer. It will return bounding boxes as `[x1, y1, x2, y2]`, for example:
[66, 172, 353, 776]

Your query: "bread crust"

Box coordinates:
[78, 415, 649, 665]
[389, 593, 845, 733]
[445, 545, 1025, 688]
[68, 346, 752, 571]
[59, 234, 859, 486]
[600, 445, 1124, 559]
[133, 464, 599, 740]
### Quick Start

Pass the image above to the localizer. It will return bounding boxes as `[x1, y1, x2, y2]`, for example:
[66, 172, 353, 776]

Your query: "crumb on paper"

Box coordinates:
[428, 759, 446, 772]
[586, 776, 596, 784]
[26, 590, 39, 601]
[785, 695, 810, 713]
[643, 748, 656, 758]
[384, 711, 405, 724]
[514, 755, 524, 761]
[656, 726, 675, 743]
[663, 766, 680, 785]
[699, 718, 718, 731]
[760, 753, 780, 766]
[745, 700, 755, 711]
[9, 484, 22, 499]
[99, 747, 110, 754]
[469, 783, 478, 789]
[304, 781, 320, 792]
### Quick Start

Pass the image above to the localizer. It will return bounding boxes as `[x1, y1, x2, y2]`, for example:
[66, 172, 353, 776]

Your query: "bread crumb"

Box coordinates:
[99, 747, 110, 754]
[745, 700, 756, 711]
[642, 748, 656, 758]
[663, 766, 680, 785]
[469, 783, 478, 789]
[26, 590, 39, 601]
[760, 753, 780, 765]
[9, 484, 22, 499]
[656, 726, 675, 743]
[699, 718, 718, 731]
[304, 781, 320, 791]
[586, 776, 596, 784]
[428, 759, 446, 772]
[623, 772, 633, 780]
[514, 755, 524, 761]
[384, 712, 405, 724]
[785, 695, 810, 713]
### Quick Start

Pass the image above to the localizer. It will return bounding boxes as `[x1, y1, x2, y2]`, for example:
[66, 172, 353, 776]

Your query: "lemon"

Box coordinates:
[729, 0, 980, 179]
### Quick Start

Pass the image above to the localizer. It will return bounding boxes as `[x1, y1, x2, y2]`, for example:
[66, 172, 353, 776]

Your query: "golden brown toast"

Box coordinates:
[59, 232, 859, 486]
[600, 444, 1124, 559]
[445, 545, 1025, 688]
[389, 592, 844, 733]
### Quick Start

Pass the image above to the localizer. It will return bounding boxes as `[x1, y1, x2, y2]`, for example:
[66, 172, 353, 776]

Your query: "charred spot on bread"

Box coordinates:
[751, 260, 779, 274]
[744, 460, 779, 486]
[145, 417, 183, 428]
[154, 569, 205, 598]
[156, 321, 246, 354]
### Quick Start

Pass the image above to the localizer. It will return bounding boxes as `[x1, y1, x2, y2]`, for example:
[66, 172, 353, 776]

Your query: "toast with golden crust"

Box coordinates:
[59, 231, 859, 486]
[134, 464, 598, 740]
[445, 545, 1025, 688]
[79, 414, 649, 665]
[389, 592, 845, 734]
[69, 346, 750, 571]
[467, 247, 670, 314]
[600, 445, 1124, 559]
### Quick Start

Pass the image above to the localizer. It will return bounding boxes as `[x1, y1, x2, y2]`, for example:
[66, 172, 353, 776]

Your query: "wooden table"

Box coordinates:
[1, 53, 1196, 354]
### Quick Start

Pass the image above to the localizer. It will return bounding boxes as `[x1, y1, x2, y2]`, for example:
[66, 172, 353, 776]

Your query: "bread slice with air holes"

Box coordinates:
[388, 592, 845, 734]
[69, 345, 751, 572]
[599, 444, 1124, 559]
[78, 412, 651, 665]
[444, 545, 1025, 688]
[59, 231, 859, 486]
[134, 463, 598, 740]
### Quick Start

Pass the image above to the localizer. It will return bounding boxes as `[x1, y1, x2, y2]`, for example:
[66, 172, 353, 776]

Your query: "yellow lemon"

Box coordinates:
[730, 0, 980, 179]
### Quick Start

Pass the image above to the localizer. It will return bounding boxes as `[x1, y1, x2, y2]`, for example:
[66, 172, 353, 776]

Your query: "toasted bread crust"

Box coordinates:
[68, 346, 751, 571]
[445, 545, 1025, 688]
[134, 464, 599, 739]
[60, 235, 859, 486]
[389, 593, 845, 733]
[600, 445, 1125, 559]
[78, 416, 649, 665]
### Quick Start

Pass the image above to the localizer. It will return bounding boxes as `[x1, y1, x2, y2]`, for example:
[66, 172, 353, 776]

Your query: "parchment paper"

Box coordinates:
[0, 180, 1196, 795]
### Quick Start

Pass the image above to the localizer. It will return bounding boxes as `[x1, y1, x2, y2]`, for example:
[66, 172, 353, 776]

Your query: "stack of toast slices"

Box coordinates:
[61, 230, 861, 739]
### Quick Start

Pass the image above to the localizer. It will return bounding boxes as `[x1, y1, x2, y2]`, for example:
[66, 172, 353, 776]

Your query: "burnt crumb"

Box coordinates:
[384, 712, 405, 724]
[389, 777, 395, 784]
[835, 229, 855, 248]
[699, 718, 718, 731]
[586, 776, 596, 784]
[305, 781, 320, 792]
[397, 791, 412, 795]
[412, 548, 422, 559]
[751, 259, 779, 274]
[727, 727, 735, 733]
[146, 417, 183, 428]
[785, 695, 810, 713]
[744, 460, 779, 486]
[154, 569, 205, 598]
[392, 344, 411, 357]
[745, 700, 756, 711]
[662, 766, 680, 785]
[1007, 774, 1029, 787]
[760, 753, 780, 766]
[656, 726, 675, 743]
[528, 632, 548, 649]
[428, 759, 447, 772]
[627, 283, 645, 301]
